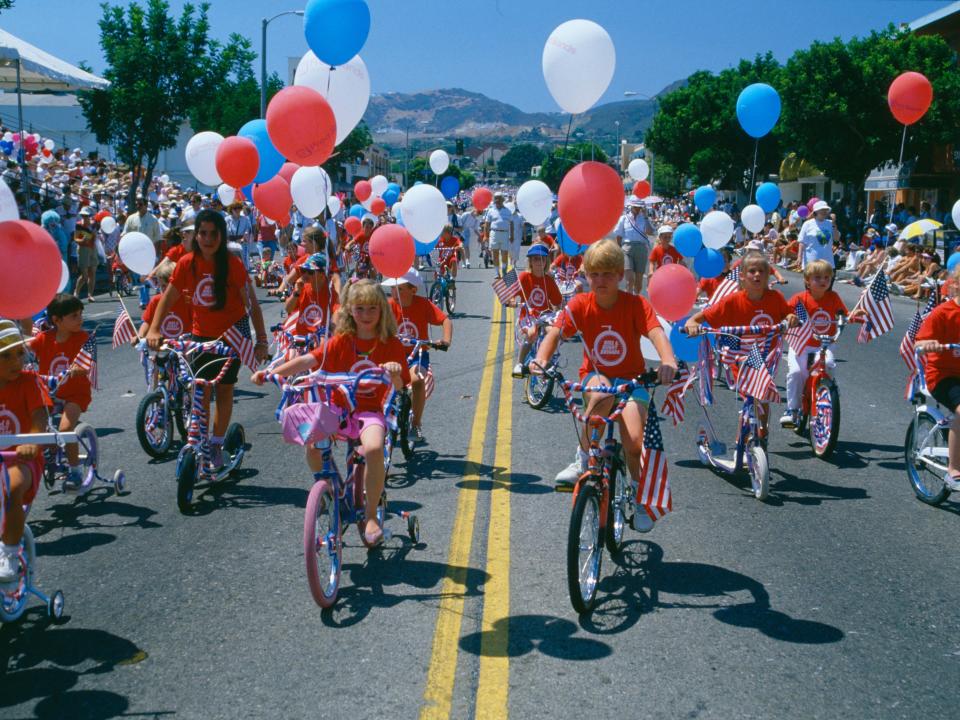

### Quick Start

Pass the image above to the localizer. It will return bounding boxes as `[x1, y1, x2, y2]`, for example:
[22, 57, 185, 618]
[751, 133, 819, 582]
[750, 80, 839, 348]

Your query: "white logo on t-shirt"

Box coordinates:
[350, 358, 380, 398]
[49, 354, 70, 377]
[752, 312, 774, 328]
[302, 304, 324, 328]
[593, 326, 627, 367]
[661, 255, 674, 265]
[397, 320, 419, 339]
[810, 309, 832, 334]
[528, 287, 547, 308]
[0, 408, 20, 435]
[193, 276, 215, 307]
[160, 314, 184, 338]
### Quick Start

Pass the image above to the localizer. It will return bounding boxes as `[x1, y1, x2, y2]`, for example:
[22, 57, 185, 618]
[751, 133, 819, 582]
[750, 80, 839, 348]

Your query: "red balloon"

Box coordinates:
[0, 220, 62, 318]
[344, 216, 362, 237]
[278, 162, 300, 185]
[265, 86, 337, 166]
[354, 180, 372, 202]
[94, 210, 111, 223]
[253, 176, 292, 223]
[369, 224, 415, 278]
[370, 197, 386, 215]
[558, 161, 623, 245]
[215, 136, 260, 189]
[647, 264, 698, 322]
[888, 71, 933, 126]
[633, 180, 651, 199]
[472, 187, 493, 211]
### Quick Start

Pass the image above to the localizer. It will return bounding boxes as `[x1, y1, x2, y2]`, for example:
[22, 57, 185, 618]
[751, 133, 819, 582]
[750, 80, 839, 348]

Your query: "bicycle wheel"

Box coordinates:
[395, 392, 414, 460]
[567, 484, 603, 614]
[176, 448, 198, 514]
[904, 411, 950, 505]
[746, 445, 769, 501]
[75, 423, 98, 475]
[0, 526, 34, 623]
[808, 378, 840, 460]
[445, 282, 457, 314]
[224, 423, 246, 473]
[136, 390, 173, 458]
[524, 372, 554, 409]
[173, 385, 189, 441]
[304, 479, 341, 608]
[429, 281, 444, 307]
[605, 449, 628, 555]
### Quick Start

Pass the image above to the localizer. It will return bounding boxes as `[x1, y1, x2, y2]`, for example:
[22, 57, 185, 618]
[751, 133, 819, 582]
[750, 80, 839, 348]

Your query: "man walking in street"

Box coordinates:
[614, 198, 653, 293]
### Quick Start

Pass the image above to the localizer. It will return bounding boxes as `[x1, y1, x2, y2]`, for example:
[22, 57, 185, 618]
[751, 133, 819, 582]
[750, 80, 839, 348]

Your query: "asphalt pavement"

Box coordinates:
[2, 267, 959, 720]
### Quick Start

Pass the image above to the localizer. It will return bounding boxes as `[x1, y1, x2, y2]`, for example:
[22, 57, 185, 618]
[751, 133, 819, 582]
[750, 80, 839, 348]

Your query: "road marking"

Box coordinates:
[420, 298, 503, 720]
[476, 305, 514, 719]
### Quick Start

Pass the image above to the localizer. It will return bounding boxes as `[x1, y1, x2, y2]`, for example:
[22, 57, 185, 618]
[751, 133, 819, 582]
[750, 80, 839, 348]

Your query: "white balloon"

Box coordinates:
[294, 51, 370, 146]
[290, 166, 332, 218]
[700, 211, 735, 250]
[159, 174, 170, 185]
[43, 138, 55, 151]
[217, 183, 237, 207]
[429, 149, 450, 175]
[327, 195, 342, 217]
[370, 175, 388, 197]
[57, 260, 69, 293]
[185, 131, 224, 186]
[401, 184, 447, 243]
[118, 231, 157, 275]
[640, 315, 674, 361]
[952, 199, 960, 231]
[516, 180, 553, 225]
[628, 158, 649, 181]
[100, 216, 117, 235]
[741, 204, 766, 234]
[542, 20, 615, 114]
[0, 177, 18, 221]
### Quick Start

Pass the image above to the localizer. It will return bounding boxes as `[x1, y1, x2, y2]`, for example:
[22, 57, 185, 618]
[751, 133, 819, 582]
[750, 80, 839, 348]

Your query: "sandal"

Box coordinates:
[944, 472, 960, 492]
[361, 521, 384, 548]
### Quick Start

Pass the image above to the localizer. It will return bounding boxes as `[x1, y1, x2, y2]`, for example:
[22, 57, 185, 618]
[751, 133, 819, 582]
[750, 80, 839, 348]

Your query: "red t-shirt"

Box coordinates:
[915, 300, 960, 392]
[309, 334, 411, 413]
[29, 329, 92, 406]
[703, 289, 792, 329]
[787, 290, 849, 350]
[169, 253, 249, 337]
[283, 256, 295, 273]
[389, 296, 447, 341]
[437, 235, 461, 267]
[296, 278, 339, 334]
[649, 244, 684, 270]
[699, 276, 722, 298]
[555, 291, 660, 380]
[142, 292, 193, 339]
[0, 370, 52, 443]
[552, 254, 582, 274]
[165, 244, 187, 263]
[258, 215, 276, 242]
[519, 271, 562, 317]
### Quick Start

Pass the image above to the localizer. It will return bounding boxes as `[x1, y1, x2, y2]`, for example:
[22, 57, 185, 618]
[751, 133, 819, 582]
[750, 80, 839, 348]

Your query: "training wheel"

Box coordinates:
[113, 470, 126, 494]
[48, 590, 65, 621]
[407, 514, 420, 543]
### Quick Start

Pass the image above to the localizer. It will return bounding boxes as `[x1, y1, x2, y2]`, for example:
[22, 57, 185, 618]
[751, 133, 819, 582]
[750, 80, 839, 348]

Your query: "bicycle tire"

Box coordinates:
[429, 282, 444, 307]
[605, 449, 628, 555]
[136, 390, 173, 458]
[176, 448, 198, 514]
[304, 480, 342, 607]
[224, 423, 246, 474]
[445, 282, 456, 314]
[809, 378, 840, 460]
[75, 422, 98, 476]
[0, 526, 34, 622]
[747, 445, 770, 501]
[567, 483, 602, 614]
[173, 385, 189, 441]
[397, 392, 414, 460]
[524, 372, 554, 409]
[904, 411, 950, 505]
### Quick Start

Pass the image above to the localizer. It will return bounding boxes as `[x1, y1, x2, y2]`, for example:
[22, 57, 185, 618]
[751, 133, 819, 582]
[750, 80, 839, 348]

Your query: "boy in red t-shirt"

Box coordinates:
[29, 294, 95, 490]
[139, 259, 192, 341]
[915, 264, 960, 488]
[513, 244, 562, 377]
[285, 253, 340, 338]
[436, 225, 463, 279]
[780, 259, 865, 429]
[0, 320, 52, 582]
[535, 240, 678, 532]
[648, 225, 684, 273]
[697, 247, 734, 301]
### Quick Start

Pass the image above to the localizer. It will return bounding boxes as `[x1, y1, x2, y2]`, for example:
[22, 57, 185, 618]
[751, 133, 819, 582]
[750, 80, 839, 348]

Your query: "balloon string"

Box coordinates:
[897, 125, 907, 167]
[562, 114, 575, 155]
[893, 125, 908, 212]
[749, 139, 758, 203]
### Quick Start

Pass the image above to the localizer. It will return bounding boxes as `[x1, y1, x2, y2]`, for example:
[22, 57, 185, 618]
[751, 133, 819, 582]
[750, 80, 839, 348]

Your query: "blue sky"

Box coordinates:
[2, 0, 952, 112]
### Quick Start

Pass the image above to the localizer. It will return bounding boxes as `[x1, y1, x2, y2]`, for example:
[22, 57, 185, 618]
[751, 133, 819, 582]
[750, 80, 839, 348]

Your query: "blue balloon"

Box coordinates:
[415, 236, 440, 256]
[386, 182, 401, 194]
[304, 0, 371, 67]
[394, 206, 404, 227]
[238, 119, 283, 184]
[755, 182, 781, 214]
[670, 317, 700, 363]
[382, 189, 399, 207]
[947, 251, 960, 271]
[440, 175, 460, 200]
[694, 186, 717, 213]
[349, 204, 365, 219]
[736, 83, 781, 139]
[240, 184, 253, 202]
[557, 222, 586, 256]
[674, 223, 703, 258]
[694, 247, 724, 278]
[414, 181, 423, 186]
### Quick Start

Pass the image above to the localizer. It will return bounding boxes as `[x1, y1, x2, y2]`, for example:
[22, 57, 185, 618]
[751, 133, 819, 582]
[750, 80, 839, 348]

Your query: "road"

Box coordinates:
[2, 268, 959, 720]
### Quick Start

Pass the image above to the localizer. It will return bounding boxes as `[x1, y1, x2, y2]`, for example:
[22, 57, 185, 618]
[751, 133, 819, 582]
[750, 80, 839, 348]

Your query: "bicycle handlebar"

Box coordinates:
[399, 337, 449, 352]
[681, 322, 787, 337]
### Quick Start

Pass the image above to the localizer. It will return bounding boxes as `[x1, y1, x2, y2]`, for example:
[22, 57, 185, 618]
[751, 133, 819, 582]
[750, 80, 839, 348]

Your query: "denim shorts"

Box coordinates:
[582, 372, 650, 404]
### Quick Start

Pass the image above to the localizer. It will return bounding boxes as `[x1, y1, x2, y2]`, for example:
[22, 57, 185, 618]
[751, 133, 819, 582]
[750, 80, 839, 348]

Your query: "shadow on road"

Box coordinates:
[29, 497, 162, 557]
[189, 469, 309, 515]
[389, 452, 552, 496]
[767, 467, 869, 505]
[460, 614, 612, 661]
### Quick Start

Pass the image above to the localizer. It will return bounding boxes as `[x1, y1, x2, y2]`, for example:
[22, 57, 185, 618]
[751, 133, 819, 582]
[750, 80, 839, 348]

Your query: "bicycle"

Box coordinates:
[517, 309, 561, 409]
[110, 256, 133, 297]
[0, 442, 65, 622]
[393, 337, 449, 460]
[429, 259, 457, 314]
[479, 235, 493, 269]
[163, 338, 247, 514]
[904, 344, 960, 505]
[267, 368, 420, 608]
[134, 342, 189, 458]
[792, 315, 847, 459]
[542, 366, 661, 614]
[689, 324, 785, 502]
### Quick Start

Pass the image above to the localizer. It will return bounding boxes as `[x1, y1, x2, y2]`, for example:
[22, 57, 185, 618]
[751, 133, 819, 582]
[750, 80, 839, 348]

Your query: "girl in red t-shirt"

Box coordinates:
[284, 253, 340, 337]
[253, 280, 409, 546]
[138, 259, 193, 341]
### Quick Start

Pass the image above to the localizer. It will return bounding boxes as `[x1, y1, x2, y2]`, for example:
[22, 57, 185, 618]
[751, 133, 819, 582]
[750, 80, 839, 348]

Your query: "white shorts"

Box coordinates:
[489, 230, 510, 251]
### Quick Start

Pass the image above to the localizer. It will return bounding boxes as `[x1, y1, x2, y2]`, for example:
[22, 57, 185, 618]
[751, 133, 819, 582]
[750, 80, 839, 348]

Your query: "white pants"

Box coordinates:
[786, 346, 835, 411]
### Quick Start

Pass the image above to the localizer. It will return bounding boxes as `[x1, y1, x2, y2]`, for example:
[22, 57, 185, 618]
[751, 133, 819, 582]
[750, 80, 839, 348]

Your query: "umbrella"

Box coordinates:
[899, 219, 942, 241]
[643, 196, 664, 205]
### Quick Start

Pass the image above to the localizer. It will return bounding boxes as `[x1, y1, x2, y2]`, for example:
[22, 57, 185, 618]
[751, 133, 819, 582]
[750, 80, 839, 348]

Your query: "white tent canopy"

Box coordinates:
[0, 27, 109, 92]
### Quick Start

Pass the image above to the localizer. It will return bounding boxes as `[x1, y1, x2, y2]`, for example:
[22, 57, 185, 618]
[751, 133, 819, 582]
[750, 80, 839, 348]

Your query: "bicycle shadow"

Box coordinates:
[459, 614, 612, 661]
[92, 427, 124, 438]
[29, 497, 162, 557]
[766, 466, 869, 505]
[578, 541, 844, 646]
[189, 469, 309, 515]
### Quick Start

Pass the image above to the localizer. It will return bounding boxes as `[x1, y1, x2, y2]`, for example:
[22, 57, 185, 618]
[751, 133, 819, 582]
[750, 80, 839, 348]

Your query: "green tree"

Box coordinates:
[778, 25, 960, 200]
[497, 143, 545, 176]
[78, 0, 253, 206]
[650, 158, 683, 197]
[0, 1, 14, 12]
[539, 142, 609, 191]
[645, 53, 783, 191]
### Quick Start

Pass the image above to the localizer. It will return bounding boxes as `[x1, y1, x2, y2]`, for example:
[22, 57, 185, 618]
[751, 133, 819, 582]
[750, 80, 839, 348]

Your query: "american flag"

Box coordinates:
[112, 306, 137, 348]
[274, 311, 299, 355]
[424, 366, 436, 399]
[707, 266, 740, 306]
[637, 407, 671, 521]
[857, 270, 894, 344]
[736, 343, 779, 402]
[492, 268, 520, 305]
[74, 335, 99, 390]
[660, 361, 695, 425]
[785, 300, 813, 352]
[899, 292, 939, 398]
[224, 315, 257, 371]
[698, 338, 714, 406]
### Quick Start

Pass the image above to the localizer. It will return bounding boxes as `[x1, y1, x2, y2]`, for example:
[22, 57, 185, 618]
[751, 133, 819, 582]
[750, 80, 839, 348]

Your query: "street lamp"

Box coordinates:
[261, 10, 304, 118]
[614, 120, 620, 168]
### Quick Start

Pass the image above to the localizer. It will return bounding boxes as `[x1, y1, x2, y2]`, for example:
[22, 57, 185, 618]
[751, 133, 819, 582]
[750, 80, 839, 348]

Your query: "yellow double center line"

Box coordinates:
[420, 300, 515, 720]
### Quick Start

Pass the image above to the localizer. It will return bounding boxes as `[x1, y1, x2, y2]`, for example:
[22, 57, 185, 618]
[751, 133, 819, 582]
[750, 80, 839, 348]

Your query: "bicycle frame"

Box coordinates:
[909, 345, 959, 476]
[800, 319, 846, 447]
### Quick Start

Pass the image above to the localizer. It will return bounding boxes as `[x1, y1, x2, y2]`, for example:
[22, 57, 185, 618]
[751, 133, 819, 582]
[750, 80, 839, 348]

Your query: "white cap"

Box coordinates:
[885, 223, 898, 234]
[381, 267, 424, 293]
[812, 200, 831, 213]
[657, 224, 674, 236]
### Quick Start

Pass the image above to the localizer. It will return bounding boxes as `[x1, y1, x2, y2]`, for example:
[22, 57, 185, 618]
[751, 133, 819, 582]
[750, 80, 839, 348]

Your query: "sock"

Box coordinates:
[577, 447, 588, 467]
[210, 435, 224, 446]
[1, 542, 19, 557]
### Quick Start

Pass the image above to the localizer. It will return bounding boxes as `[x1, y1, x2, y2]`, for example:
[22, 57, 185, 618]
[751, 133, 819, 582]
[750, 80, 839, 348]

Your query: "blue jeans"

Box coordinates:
[138, 276, 152, 307]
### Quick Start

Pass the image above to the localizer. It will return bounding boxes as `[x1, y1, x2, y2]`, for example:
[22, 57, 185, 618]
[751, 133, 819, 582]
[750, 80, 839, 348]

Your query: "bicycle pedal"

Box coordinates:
[554, 480, 575, 493]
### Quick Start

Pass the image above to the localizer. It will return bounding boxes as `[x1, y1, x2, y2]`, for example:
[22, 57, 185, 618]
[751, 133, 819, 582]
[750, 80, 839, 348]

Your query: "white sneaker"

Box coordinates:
[465, 260, 470, 268]
[631, 511, 654, 533]
[779, 410, 798, 429]
[512, 363, 525, 379]
[555, 454, 586, 485]
[0, 548, 18, 583]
